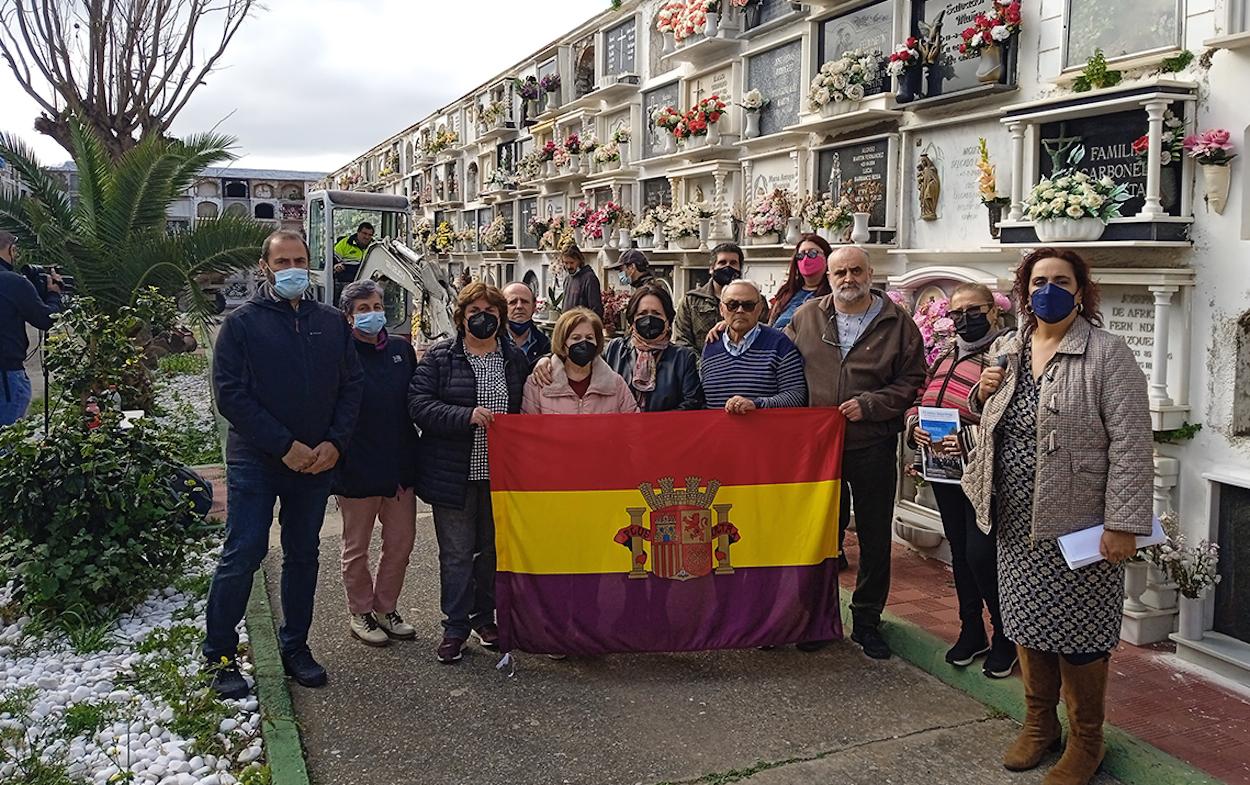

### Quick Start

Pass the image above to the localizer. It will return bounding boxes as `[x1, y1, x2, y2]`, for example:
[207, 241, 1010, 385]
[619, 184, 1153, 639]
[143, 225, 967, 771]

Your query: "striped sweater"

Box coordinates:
[700, 325, 808, 409]
[904, 343, 992, 448]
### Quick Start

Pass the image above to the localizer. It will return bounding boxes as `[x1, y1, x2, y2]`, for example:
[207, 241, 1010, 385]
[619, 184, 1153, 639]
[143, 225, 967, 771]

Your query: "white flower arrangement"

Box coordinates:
[480, 216, 509, 250]
[486, 167, 519, 191]
[664, 204, 702, 238]
[738, 88, 768, 111]
[803, 192, 855, 232]
[1152, 528, 1223, 600]
[593, 141, 621, 165]
[808, 49, 882, 111]
[611, 127, 632, 145]
[1024, 146, 1131, 222]
[632, 210, 659, 237]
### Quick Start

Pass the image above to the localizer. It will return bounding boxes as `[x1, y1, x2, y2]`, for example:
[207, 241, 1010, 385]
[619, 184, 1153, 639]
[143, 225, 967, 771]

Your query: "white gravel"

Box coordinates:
[155, 368, 216, 436]
[0, 551, 265, 784]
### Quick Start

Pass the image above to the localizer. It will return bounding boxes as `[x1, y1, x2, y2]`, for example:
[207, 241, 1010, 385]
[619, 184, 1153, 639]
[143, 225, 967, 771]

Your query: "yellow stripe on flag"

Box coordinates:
[493, 480, 841, 575]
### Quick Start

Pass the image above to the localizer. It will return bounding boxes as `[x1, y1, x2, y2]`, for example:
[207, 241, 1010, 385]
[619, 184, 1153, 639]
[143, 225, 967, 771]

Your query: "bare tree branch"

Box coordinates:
[0, 0, 259, 159]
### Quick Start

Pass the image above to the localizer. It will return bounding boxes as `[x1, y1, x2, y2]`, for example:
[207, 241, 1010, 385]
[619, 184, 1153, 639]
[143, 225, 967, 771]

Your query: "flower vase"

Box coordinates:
[707, 123, 721, 146]
[618, 228, 632, 248]
[1123, 561, 1149, 613]
[816, 227, 834, 243]
[785, 217, 801, 245]
[636, 234, 653, 249]
[662, 132, 677, 155]
[1034, 217, 1105, 243]
[914, 483, 936, 509]
[574, 227, 585, 247]
[687, 134, 706, 149]
[1202, 163, 1232, 214]
[705, 12, 719, 38]
[744, 110, 761, 139]
[526, 99, 540, 120]
[620, 144, 630, 167]
[547, 91, 562, 111]
[544, 160, 556, 178]
[744, 4, 760, 28]
[653, 225, 666, 248]
[1161, 165, 1179, 211]
[753, 231, 780, 245]
[850, 212, 871, 244]
[578, 154, 589, 174]
[662, 33, 675, 54]
[895, 67, 922, 104]
[924, 63, 945, 99]
[604, 222, 617, 249]
[676, 234, 700, 250]
[985, 200, 1006, 239]
[1177, 594, 1205, 641]
[976, 43, 1003, 83]
[821, 101, 853, 118]
[698, 218, 711, 251]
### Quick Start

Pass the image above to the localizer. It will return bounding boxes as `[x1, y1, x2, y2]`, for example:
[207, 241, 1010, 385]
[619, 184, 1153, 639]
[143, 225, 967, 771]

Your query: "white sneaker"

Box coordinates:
[350, 613, 390, 647]
[376, 610, 416, 640]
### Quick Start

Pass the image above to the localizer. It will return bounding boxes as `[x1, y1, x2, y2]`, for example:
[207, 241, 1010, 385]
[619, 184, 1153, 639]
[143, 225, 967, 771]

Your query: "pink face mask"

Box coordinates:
[798, 254, 827, 276]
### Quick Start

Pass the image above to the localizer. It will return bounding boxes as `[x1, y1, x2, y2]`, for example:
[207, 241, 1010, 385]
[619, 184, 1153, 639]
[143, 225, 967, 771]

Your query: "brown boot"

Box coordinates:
[1044, 656, 1110, 785]
[1003, 645, 1062, 771]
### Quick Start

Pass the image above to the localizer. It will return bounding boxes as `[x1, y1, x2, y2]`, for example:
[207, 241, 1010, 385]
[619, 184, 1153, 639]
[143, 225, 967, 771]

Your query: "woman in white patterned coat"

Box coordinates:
[961, 248, 1153, 785]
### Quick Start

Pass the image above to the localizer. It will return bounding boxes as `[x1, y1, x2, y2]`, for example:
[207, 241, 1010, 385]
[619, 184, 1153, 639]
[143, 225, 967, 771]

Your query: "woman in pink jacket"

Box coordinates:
[522, 307, 639, 415]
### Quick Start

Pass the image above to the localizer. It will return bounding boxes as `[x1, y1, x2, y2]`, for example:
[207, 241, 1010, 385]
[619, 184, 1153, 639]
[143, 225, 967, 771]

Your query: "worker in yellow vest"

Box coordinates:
[333, 222, 375, 298]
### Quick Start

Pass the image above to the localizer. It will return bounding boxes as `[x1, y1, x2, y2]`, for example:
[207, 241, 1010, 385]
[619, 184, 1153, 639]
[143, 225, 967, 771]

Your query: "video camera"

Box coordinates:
[21, 264, 75, 299]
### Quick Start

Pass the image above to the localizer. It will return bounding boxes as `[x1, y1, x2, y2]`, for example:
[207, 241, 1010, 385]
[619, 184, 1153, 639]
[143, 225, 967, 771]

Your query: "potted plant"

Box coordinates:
[958, 0, 1022, 84]
[544, 285, 564, 318]
[1131, 109, 1185, 211]
[681, 95, 727, 146]
[540, 73, 562, 111]
[632, 210, 658, 249]
[738, 89, 768, 139]
[665, 204, 702, 249]
[808, 49, 883, 117]
[1024, 146, 1131, 243]
[745, 189, 789, 245]
[803, 190, 854, 243]
[612, 127, 632, 165]
[564, 133, 584, 174]
[514, 76, 541, 121]
[688, 0, 719, 39]
[615, 208, 635, 248]
[652, 105, 683, 155]
[656, 2, 685, 52]
[1184, 128, 1237, 215]
[651, 205, 672, 247]
[569, 200, 595, 245]
[975, 137, 1011, 239]
[1154, 531, 1222, 641]
[887, 37, 923, 104]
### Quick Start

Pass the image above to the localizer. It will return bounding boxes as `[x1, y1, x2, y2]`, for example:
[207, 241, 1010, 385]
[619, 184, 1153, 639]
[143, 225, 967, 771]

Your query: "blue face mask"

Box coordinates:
[272, 267, 309, 300]
[1030, 282, 1077, 324]
[353, 311, 386, 335]
[618, 271, 630, 286]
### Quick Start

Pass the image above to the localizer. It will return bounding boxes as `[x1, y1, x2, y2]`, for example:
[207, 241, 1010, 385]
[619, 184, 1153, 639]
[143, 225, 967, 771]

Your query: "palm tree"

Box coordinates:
[0, 119, 270, 317]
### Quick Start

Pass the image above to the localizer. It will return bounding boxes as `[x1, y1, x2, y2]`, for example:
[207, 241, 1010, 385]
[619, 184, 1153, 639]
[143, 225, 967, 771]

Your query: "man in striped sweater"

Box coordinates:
[700, 279, 807, 413]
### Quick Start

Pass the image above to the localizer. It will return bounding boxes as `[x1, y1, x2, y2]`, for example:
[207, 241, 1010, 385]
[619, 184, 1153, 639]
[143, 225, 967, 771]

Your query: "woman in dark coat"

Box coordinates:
[407, 281, 528, 664]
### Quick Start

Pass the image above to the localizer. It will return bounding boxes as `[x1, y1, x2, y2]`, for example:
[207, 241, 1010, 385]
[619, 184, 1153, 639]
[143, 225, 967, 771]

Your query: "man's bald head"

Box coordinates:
[503, 281, 537, 324]
[828, 246, 873, 309]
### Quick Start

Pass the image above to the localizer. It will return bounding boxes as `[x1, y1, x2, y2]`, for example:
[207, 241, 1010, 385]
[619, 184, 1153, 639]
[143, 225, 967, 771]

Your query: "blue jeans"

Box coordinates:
[0, 370, 32, 426]
[203, 460, 332, 661]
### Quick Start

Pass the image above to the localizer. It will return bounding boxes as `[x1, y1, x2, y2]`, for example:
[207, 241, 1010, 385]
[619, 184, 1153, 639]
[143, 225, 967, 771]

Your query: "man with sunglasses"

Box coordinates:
[699, 279, 806, 413]
[784, 246, 926, 661]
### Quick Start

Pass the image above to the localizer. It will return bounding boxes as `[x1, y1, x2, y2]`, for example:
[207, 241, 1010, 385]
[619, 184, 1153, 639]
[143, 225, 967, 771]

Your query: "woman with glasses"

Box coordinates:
[904, 283, 1014, 678]
[768, 233, 833, 330]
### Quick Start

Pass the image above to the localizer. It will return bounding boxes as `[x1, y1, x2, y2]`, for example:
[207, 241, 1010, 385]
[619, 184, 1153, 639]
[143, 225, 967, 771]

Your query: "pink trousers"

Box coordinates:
[337, 489, 417, 615]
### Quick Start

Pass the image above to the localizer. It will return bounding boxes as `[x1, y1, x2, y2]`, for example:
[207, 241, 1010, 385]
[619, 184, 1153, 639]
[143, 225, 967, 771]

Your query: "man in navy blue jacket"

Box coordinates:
[0, 231, 62, 426]
[205, 230, 363, 698]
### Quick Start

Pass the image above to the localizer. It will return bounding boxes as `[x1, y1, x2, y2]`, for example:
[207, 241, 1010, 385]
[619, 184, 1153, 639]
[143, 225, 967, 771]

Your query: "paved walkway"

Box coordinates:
[840, 531, 1250, 785]
[261, 500, 1125, 785]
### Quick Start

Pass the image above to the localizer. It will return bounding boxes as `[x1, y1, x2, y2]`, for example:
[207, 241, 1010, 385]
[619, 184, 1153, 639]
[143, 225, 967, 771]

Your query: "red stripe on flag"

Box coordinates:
[488, 407, 844, 492]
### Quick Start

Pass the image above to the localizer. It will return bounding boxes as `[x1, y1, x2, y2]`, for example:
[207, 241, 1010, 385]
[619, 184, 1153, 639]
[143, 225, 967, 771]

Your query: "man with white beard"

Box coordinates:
[784, 246, 925, 661]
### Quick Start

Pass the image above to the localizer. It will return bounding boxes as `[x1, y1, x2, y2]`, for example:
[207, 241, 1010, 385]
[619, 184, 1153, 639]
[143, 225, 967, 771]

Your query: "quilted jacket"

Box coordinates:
[961, 318, 1154, 540]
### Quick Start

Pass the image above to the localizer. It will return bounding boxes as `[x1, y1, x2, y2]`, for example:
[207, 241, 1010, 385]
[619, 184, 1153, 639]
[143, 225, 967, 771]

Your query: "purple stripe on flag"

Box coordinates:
[496, 561, 842, 656]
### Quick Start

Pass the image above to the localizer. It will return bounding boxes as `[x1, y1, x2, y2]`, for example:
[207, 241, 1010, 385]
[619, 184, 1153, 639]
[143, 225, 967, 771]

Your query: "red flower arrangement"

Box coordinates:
[958, 1, 1022, 57]
[677, 95, 727, 137]
[540, 140, 558, 162]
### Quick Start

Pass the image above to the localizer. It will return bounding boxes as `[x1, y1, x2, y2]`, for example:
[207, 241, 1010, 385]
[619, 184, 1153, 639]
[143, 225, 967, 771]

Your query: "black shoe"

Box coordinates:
[850, 624, 891, 660]
[837, 554, 850, 571]
[207, 659, 249, 700]
[796, 639, 832, 652]
[982, 634, 1018, 679]
[281, 647, 328, 688]
[945, 626, 991, 667]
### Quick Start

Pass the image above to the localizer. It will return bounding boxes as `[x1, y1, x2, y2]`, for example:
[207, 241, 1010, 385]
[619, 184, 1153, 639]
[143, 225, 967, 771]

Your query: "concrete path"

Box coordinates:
[264, 502, 1124, 785]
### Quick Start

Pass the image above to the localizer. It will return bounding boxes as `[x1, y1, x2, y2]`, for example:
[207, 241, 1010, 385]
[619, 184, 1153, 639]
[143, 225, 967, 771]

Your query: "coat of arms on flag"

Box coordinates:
[614, 476, 741, 581]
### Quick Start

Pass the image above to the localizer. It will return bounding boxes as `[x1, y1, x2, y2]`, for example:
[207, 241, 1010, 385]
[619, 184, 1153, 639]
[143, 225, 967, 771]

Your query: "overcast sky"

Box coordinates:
[0, 0, 599, 175]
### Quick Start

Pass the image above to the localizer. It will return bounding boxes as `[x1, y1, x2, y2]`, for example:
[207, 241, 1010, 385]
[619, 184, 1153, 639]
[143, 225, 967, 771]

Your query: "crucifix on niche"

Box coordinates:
[1042, 123, 1082, 170]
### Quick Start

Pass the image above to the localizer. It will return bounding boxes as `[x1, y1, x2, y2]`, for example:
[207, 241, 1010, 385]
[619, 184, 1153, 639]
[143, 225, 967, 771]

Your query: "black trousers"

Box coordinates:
[932, 481, 1003, 639]
[838, 440, 899, 628]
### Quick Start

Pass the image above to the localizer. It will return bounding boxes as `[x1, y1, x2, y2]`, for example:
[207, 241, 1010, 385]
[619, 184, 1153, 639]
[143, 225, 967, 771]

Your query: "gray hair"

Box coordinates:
[720, 278, 763, 301]
[0, 230, 15, 253]
[339, 279, 385, 312]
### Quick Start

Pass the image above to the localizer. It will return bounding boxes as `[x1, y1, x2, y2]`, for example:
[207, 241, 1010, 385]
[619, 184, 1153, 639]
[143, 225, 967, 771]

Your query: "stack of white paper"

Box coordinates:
[1056, 517, 1167, 570]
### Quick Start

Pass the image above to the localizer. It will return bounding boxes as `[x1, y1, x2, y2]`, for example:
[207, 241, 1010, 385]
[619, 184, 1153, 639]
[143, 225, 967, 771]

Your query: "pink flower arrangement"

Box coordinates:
[992, 291, 1013, 313]
[886, 289, 909, 313]
[914, 296, 954, 366]
[540, 140, 558, 162]
[958, 1, 1022, 56]
[656, 2, 685, 34]
[583, 201, 624, 241]
[1183, 129, 1237, 165]
[564, 133, 582, 155]
[745, 188, 790, 238]
[569, 201, 595, 229]
[652, 105, 683, 133]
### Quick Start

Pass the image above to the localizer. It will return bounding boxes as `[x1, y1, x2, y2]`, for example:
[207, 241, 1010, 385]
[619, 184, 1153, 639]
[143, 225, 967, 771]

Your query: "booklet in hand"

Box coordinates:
[918, 406, 963, 484]
[1055, 517, 1168, 570]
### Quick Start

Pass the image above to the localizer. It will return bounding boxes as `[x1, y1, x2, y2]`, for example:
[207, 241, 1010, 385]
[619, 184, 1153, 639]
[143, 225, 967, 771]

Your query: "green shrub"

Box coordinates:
[161, 396, 221, 465]
[158, 352, 209, 377]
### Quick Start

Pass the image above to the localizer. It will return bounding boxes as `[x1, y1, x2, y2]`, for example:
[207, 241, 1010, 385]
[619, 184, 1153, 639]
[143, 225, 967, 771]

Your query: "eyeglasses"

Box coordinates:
[723, 299, 760, 312]
[947, 304, 993, 318]
[794, 249, 823, 261]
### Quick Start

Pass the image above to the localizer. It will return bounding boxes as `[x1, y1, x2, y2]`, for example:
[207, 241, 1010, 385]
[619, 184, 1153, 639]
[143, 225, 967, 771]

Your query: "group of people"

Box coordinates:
[205, 228, 1152, 785]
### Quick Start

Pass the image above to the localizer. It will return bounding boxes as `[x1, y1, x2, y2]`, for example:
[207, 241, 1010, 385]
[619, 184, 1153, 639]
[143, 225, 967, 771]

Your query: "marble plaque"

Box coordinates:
[912, 0, 996, 95]
[907, 120, 1009, 248]
[687, 66, 734, 111]
[643, 83, 680, 158]
[1214, 482, 1250, 644]
[749, 155, 798, 203]
[749, 0, 799, 30]
[747, 40, 802, 137]
[642, 177, 672, 210]
[1066, 0, 1179, 68]
[816, 138, 890, 226]
[518, 198, 538, 249]
[1101, 285, 1156, 376]
[605, 17, 637, 77]
[820, 2, 893, 63]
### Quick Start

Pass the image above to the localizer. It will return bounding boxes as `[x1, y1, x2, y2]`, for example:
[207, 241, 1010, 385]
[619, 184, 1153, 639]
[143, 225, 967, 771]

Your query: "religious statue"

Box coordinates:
[917, 154, 940, 221]
[918, 10, 946, 65]
[695, 185, 705, 204]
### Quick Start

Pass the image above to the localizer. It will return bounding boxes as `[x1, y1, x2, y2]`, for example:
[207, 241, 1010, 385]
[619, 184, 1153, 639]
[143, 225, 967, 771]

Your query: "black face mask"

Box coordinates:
[567, 340, 597, 368]
[953, 310, 992, 342]
[466, 312, 499, 339]
[634, 315, 666, 340]
[712, 266, 740, 287]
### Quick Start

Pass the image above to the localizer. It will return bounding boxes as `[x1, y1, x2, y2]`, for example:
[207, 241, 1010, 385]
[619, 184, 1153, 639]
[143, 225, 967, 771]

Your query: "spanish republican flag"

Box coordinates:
[490, 408, 844, 655]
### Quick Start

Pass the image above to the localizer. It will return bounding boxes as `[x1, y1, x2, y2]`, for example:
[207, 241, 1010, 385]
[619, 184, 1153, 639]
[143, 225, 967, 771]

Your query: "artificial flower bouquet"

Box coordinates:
[958, 0, 1022, 57]
[1024, 147, 1130, 222]
[808, 49, 882, 110]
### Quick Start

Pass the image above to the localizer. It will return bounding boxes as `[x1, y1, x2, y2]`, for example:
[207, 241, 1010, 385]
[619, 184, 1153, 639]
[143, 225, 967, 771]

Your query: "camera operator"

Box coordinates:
[0, 231, 63, 426]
